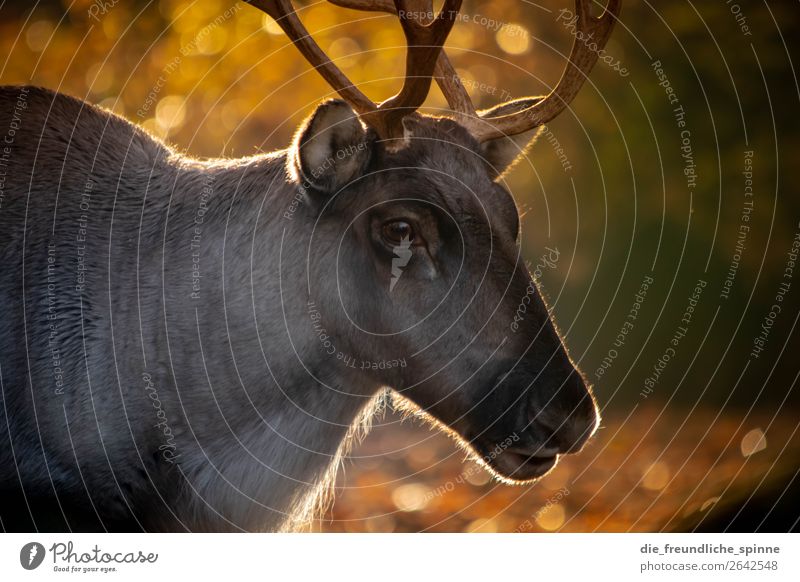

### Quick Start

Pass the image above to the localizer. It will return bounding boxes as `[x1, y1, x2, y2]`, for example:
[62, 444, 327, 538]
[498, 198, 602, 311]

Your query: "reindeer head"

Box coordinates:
[252, 0, 620, 481]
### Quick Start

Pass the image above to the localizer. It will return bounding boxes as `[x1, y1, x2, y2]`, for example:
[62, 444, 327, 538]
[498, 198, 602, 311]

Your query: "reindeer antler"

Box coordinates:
[461, 0, 622, 141]
[247, 0, 462, 145]
[328, 0, 477, 119]
[248, 0, 621, 145]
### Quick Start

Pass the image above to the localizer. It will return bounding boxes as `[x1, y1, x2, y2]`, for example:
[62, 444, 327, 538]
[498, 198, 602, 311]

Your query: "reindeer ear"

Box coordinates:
[478, 97, 545, 180]
[288, 100, 373, 194]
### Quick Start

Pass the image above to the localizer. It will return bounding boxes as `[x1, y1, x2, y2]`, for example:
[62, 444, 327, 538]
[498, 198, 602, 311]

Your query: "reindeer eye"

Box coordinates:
[382, 220, 415, 246]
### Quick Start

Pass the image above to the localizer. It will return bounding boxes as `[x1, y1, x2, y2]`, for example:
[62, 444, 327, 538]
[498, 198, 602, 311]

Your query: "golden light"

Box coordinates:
[391, 483, 430, 512]
[86, 63, 115, 95]
[496, 23, 531, 55]
[156, 95, 188, 132]
[641, 462, 670, 491]
[26, 21, 54, 53]
[466, 518, 499, 533]
[536, 504, 566, 531]
[464, 463, 491, 487]
[195, 26, 228, 55]
[447, 24, 475, 52]
[700, 496, 720, 512]
[541, 463, 571, 491]
[740, 428, 767, 457]
[262, 14, 284, 36]
[328, 38, 363, 70]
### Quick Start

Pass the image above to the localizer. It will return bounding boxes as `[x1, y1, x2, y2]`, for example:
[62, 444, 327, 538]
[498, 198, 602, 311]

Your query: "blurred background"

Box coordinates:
[2, 0, 798, 532]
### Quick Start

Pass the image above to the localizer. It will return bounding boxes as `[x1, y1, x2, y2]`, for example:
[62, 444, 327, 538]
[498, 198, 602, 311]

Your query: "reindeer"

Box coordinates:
[0, 0, 620, 531]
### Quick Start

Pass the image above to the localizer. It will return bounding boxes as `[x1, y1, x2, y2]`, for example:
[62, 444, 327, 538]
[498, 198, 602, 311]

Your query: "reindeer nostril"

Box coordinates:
[528, 381, 599, 454]
[532, 408, 596, 454]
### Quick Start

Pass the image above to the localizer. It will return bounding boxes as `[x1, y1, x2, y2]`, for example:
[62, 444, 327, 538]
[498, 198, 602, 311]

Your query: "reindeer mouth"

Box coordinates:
[495, 450, 559, 481]
[476, 442, 560, 483]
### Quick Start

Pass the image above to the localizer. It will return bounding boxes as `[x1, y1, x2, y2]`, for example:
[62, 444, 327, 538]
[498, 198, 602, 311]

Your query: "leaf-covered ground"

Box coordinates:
[315, 406, 800, 532]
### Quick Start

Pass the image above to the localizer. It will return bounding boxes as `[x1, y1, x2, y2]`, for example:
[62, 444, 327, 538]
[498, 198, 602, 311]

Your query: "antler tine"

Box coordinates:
[247, 0, 378, 118]
[462, 0, 622, 142]
[329, 0, 476, 118]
